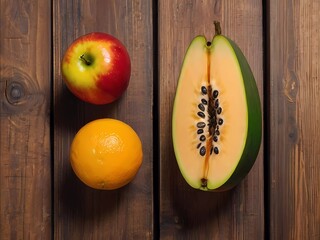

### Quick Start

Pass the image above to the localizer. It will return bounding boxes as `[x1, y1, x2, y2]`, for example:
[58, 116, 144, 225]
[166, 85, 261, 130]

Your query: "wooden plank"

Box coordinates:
[268, 1, 320, 239]
[0, 0, 52, 239]
[53, 0, 154, 239]
[158, 1, 264, 239]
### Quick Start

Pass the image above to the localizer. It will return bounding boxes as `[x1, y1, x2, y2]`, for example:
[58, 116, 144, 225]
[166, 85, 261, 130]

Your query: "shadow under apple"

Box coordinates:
[53, 84, 123, 134]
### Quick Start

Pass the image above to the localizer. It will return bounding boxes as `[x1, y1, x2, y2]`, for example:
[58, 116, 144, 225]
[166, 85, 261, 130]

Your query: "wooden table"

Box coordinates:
[1, 1, 319, 239]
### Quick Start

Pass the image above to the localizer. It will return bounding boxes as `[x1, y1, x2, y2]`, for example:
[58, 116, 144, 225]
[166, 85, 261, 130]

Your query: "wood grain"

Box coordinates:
[268, 1, 320, 239]
[158, 0, 264, 239]
[53, 0, 154, 239]
[0, 0, 51, 239]
[1, 0, 319, 238]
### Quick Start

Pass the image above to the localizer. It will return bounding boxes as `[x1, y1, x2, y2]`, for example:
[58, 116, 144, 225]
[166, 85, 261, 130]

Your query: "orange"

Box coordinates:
[70, 118, 143, 190]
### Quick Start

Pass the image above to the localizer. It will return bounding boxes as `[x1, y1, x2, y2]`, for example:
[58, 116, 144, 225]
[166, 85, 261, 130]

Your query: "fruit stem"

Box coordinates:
[80, 54, 91, 66]
[214, 21, 222, 35]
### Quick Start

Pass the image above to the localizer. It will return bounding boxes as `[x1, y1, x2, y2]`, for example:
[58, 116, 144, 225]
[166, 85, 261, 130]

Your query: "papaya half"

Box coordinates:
[172, 22, 262, 191]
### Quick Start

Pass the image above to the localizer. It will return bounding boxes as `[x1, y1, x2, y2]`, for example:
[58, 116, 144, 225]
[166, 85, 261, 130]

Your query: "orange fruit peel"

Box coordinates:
[70, 118, 143, 190]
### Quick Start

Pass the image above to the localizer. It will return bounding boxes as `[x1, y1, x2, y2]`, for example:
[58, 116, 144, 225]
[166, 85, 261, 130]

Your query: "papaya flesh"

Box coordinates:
[172, 22, 262, 191]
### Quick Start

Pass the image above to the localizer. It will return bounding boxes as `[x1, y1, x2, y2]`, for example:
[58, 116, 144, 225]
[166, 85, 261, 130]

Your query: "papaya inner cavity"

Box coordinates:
[198, 86, 224, 186]
[198, 48, 224, 187]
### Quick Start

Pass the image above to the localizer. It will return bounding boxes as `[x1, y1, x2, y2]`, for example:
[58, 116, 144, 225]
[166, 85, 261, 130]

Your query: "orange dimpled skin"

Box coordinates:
[70, 118, 143, 190]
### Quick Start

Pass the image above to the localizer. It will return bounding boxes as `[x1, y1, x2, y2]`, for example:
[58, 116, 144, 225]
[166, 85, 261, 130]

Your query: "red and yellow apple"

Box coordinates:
[61, 32, 131, 104]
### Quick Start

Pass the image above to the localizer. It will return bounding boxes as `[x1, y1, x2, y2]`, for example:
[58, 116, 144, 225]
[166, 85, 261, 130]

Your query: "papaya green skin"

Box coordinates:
[206, 36, 262, 191]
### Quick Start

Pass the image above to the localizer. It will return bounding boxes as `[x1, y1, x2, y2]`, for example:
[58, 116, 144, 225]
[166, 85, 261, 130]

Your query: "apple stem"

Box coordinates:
[214, 21, 222, 35]
[80, 54, 91, 65]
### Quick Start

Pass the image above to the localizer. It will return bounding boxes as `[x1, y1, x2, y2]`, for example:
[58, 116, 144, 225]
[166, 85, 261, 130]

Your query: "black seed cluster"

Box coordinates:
[196, 86, 208, 156]
[196, 85, 224, 157]
[207, 85, 223, 155]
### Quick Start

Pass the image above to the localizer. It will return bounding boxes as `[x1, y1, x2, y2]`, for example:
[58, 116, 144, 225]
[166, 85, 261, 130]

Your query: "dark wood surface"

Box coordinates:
[0, 0, 52, 239]
[1, 0, 319, 239]
[268, 1, 320, 239]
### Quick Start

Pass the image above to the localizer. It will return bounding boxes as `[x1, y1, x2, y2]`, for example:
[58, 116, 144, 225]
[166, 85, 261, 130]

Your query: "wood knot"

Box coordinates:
[6, 81, 25, 104]
[1, 65, 43, 115]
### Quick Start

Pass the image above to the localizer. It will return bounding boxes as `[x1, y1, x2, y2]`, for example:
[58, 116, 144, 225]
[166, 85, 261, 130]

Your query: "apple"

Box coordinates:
[61, 32, 131, 104]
